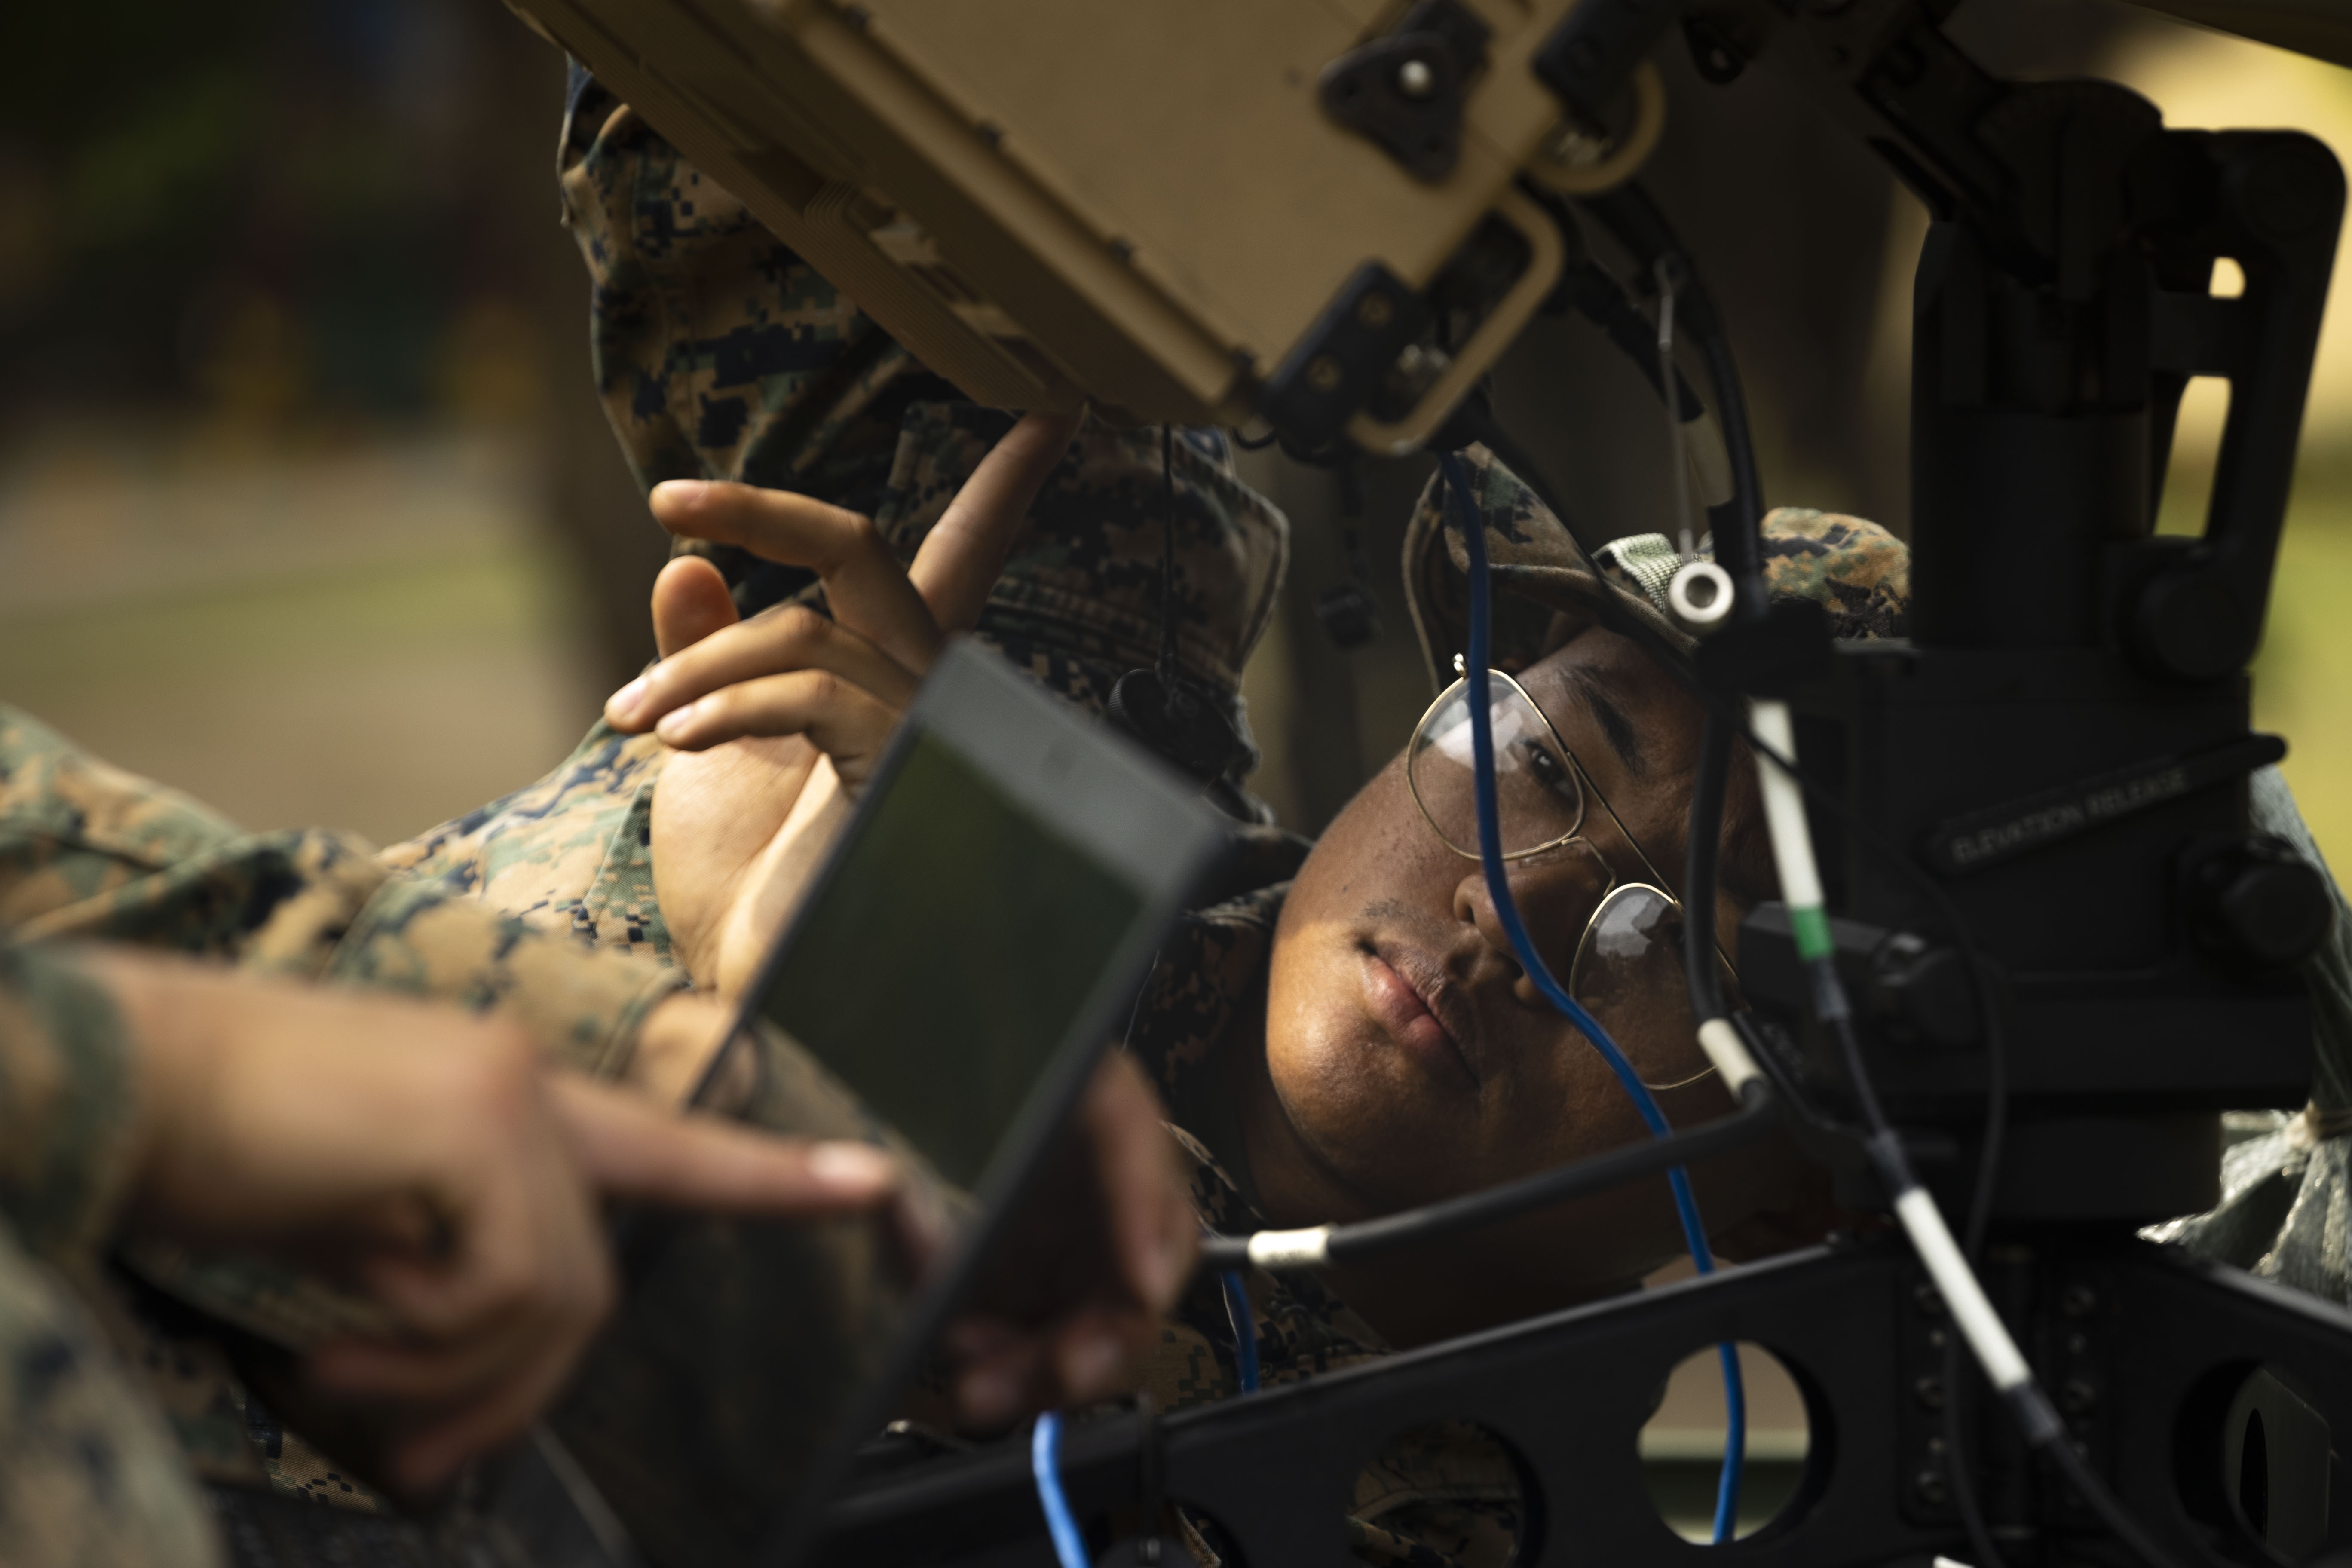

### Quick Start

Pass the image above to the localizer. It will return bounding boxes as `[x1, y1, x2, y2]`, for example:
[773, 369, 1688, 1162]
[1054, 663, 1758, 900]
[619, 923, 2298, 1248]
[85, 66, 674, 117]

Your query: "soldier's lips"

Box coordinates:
[1360, 944, 1481, 1091]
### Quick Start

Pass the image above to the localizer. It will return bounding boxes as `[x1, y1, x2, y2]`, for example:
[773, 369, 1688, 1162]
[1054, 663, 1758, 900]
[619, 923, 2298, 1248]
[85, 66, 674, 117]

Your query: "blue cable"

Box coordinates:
[1439, 451, 1746, 1543]
[1031, 1412, 1090, 1568]
[1220, 1270, 1262, 1393]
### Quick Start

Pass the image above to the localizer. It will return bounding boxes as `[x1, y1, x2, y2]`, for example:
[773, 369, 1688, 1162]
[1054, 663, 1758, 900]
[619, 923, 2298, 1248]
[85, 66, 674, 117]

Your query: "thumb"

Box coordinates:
[651, 555, 740, 659]
[909, 410, 1082, 634]
[546, 1073, 900, 1215]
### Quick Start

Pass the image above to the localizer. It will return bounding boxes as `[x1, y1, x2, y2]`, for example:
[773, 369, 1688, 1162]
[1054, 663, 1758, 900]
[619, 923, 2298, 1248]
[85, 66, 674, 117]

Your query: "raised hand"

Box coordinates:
[604, 411, 1081, 1001]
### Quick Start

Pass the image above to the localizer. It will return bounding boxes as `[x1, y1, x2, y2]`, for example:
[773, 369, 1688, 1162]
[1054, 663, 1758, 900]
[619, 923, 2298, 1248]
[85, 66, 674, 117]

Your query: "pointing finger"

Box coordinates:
[910, 410, 1081, 634]
[546, 1074, 902, 1216]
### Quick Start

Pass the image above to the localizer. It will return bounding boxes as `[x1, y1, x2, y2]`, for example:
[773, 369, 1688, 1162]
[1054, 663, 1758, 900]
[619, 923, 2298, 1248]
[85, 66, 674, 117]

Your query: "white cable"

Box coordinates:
[1695, 1018, 1763, 1099]
[1746, 697, 2059, 1441]
[1893, 1188, 2034, 1393]
[1748, 698, 1827, 917]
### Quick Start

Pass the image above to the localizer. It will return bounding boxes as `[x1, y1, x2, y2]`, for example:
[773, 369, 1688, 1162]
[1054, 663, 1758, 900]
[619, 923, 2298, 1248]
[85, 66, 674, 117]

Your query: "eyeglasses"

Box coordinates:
[1405, 659, 1735, 1090]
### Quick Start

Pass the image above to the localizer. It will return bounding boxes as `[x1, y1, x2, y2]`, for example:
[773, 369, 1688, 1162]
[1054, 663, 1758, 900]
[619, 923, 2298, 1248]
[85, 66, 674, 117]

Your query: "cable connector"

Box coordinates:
[1246, 1226, 1334, 1270]
[1696, 1017, 1764, 1099]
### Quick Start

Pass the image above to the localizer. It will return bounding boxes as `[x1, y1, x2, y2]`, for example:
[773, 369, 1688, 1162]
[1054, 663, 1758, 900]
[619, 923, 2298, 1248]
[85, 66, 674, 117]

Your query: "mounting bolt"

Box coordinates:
[1396, 58, 1436, 99]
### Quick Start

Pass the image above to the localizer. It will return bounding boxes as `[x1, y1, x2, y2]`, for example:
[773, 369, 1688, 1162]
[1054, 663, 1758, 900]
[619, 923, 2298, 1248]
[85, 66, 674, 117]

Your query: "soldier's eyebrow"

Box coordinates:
[1563, 668, 1648, 779]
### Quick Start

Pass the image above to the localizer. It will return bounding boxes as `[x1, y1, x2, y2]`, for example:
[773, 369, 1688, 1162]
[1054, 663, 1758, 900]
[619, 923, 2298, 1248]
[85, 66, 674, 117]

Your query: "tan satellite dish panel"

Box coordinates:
[502, 0, 1589, 446]
[2121, 0, 2352, 67]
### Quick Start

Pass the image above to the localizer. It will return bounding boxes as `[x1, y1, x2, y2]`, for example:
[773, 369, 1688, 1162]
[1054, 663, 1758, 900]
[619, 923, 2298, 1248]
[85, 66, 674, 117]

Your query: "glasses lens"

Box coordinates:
[1570, 884, 1709, 1090]
[1408, 677, 1584, 858]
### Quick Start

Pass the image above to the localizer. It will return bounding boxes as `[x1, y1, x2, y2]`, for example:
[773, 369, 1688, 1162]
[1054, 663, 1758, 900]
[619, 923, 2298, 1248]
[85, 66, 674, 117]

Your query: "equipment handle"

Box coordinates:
[1347, 186, 1565, 456]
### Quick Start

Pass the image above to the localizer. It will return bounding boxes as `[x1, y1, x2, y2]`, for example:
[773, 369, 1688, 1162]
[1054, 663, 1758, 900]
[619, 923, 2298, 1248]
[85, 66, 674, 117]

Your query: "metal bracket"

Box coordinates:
[1318, 0, 1493, 182]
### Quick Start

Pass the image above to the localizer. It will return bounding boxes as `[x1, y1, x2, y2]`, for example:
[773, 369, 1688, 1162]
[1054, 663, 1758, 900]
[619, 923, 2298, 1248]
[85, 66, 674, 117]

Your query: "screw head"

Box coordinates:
[1305, 355, 1345, 394]
[2059, 1283, 2098, 1318]
[1914, 1374, 1946, 1410]
[1914, 1468, 1950, 1505]
[1357, 292, 1395, 330]
[1396, 58, 1436, 99]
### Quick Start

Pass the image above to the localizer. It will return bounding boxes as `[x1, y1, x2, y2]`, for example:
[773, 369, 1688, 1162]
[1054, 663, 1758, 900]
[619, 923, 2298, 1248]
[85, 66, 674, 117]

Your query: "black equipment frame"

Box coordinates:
[813, 1237, 2352, 1566]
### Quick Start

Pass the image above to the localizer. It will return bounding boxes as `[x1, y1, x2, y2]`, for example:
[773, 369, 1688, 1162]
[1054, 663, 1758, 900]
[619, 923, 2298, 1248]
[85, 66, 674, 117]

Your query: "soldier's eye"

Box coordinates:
[1521, 741, 1580, 808]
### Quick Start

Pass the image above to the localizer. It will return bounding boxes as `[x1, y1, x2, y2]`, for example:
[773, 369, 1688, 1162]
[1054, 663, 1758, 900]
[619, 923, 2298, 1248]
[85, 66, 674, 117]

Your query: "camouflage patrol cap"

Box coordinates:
[1402, 444, 1911, 689]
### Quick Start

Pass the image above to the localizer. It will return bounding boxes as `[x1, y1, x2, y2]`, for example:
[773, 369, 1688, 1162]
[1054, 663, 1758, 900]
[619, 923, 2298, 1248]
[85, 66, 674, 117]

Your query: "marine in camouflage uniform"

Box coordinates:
[0, 704, 941, 1567]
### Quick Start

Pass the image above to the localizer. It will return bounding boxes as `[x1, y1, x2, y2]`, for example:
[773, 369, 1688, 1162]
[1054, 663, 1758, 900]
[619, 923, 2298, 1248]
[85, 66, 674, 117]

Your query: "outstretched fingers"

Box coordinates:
[544, 1073, 902, 1216]
[606, 602, 916, 737]
[649, 483, 943, 673]
[645, 670, 903, 783]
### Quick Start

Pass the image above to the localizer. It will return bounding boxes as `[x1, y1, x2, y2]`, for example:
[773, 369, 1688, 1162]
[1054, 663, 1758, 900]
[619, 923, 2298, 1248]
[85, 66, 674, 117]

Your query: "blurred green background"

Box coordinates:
[2, 0, 2349, 873]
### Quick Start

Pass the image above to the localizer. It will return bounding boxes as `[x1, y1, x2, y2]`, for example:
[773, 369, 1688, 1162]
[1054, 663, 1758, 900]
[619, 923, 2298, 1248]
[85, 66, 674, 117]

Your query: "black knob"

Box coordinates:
[2190, 835, 2334, 969]
[2133, 567, 2252, 683]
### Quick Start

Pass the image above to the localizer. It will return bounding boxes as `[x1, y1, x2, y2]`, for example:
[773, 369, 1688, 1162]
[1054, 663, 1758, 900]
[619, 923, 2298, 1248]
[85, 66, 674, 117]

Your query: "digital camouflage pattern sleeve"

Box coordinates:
[0, 940, 224, 1568]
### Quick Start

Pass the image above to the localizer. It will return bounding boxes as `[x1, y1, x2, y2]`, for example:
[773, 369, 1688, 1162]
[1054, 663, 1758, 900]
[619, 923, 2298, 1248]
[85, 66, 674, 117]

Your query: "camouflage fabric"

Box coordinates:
[550, 69, 1285, 741]
[1400, 444, 1912, 689]
[0, 707, 952, 1564]
[0, 941, 223, 1568]
[1592, 512, 1911, 643]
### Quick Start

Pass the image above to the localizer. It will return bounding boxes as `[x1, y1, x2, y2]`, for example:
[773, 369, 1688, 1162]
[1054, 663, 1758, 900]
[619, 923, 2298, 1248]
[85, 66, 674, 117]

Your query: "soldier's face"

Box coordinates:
[1258, 624, 1802, 1298]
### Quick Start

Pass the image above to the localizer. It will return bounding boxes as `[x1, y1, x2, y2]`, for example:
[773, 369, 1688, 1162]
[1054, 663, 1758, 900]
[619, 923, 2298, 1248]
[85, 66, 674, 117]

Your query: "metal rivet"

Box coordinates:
[1305, 356, 1346, 394]
[1914, 1375, 1945, 1410]
[1396, 58, 1436, 98]
[1914, 1283, 1947, 1317]
[1914, 1468, 1950, 1505]
[1357, 293, 1394, 329]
